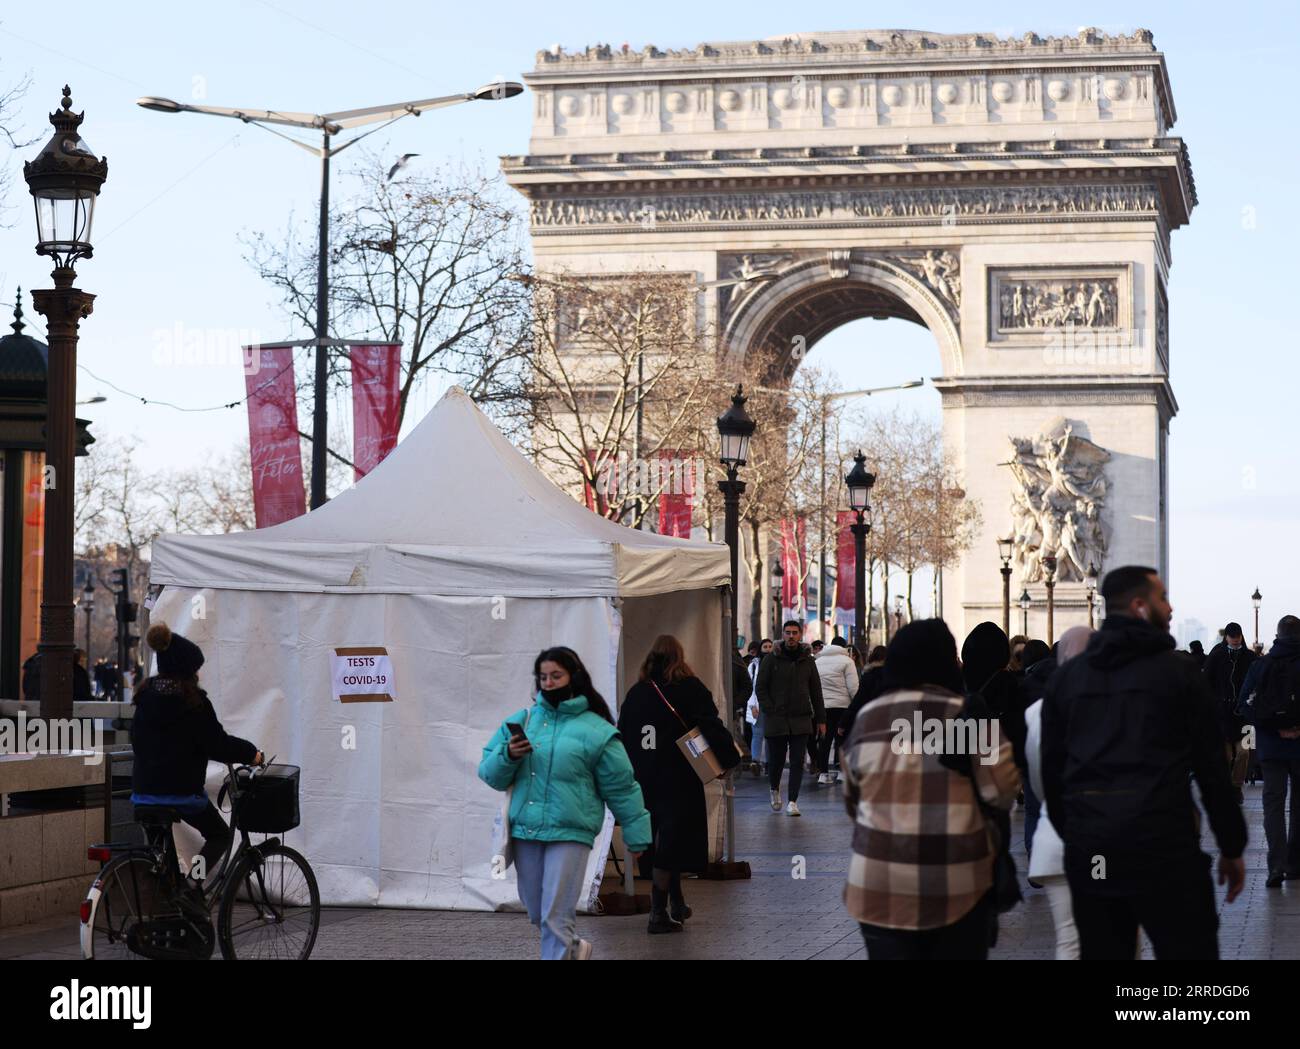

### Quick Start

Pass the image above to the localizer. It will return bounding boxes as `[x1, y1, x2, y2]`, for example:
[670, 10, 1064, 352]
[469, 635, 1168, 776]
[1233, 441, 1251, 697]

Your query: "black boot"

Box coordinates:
[647, 887, 683, 934]
[669, 891, 692, 923]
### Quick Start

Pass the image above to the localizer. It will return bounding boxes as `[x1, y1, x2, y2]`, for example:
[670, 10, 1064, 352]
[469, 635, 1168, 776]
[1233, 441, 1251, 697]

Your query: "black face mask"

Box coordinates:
[540, 683, 574, 705]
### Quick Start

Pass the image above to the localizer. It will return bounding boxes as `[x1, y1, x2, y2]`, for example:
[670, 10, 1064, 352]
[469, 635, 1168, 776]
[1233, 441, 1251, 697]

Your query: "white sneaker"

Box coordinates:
[786, 800, 801, 817]
[817, 773, 832, 785]
[572, 938, 593, 960]
[770, 789, 782, 811]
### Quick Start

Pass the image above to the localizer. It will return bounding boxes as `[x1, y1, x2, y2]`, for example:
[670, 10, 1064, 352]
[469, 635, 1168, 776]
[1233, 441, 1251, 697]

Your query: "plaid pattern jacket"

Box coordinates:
[841, 685, 1021, 930]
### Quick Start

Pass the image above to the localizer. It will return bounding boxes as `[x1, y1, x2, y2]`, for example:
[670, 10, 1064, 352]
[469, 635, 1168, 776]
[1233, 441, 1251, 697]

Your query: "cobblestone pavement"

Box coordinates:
[3, 770, 1297, 961]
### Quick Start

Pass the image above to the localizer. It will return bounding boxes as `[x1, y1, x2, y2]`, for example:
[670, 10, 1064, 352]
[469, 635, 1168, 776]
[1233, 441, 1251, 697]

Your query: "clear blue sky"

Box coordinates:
[0, 1, 1294, 644]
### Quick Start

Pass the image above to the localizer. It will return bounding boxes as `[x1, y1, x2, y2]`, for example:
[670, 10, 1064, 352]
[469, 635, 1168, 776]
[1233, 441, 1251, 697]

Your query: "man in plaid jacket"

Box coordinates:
[841, 619, 1020, 959]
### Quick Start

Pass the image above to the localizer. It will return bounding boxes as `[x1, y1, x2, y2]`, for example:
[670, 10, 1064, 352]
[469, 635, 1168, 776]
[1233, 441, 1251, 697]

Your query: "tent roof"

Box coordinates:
[150, 387, 730, 598]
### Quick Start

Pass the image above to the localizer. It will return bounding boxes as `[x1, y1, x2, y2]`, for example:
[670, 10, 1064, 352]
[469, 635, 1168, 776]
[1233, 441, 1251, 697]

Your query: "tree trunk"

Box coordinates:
[746, 518, 764, 644]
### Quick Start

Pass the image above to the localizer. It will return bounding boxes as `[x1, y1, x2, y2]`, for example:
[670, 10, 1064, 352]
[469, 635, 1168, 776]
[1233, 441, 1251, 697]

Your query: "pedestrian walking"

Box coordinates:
[1236, 614, 1300, 887]
[1023, 625, 1092, 958]
[1188, 639, 1207, 669]
[1041, 566, 1247, 960]
[1017, 638, 1054, 862]
[478, 646, 652, 960]
[814, 636, 857, 784]
[755, 620, 826, 817]
[841, 645, 888, 746]
[1204, 621, 1258, 803]
[842, 619, 1020, 959]
[746, 638, 772, 774]
[618, 635, 740, 933]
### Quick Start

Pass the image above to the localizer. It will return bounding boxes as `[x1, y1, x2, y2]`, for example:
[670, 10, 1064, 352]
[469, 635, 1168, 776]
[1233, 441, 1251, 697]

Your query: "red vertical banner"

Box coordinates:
[779, 517, 807, 616]
[835, 511, 856, 619]
[243, 345, 306, 528]
[657, 450, 693, 538]
[350, 343, 402, 480]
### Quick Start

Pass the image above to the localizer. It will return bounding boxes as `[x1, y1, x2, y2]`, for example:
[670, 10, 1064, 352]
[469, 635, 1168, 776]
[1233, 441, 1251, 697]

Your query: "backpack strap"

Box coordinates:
[650, 680, 689, 730]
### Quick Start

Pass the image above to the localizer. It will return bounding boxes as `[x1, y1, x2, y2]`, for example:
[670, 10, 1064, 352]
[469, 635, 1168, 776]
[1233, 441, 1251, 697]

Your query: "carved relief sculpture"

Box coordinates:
[997, 276, 1118, 330]
[1006, 417, 1110, 582]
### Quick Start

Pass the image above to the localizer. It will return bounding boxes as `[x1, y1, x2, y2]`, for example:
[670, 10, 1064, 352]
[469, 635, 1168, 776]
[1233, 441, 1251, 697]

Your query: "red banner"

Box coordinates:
[350, 344, 402, 480]
[779, 517, 807, 615]
[657, 450, 694, 538]
[836, 511, 856, 615]
[243, 345, 306, 528]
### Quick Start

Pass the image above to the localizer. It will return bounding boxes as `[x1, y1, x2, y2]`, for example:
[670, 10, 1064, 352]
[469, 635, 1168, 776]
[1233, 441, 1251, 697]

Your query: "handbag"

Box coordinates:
[651, 680, 743, 784]
[489, 708, 530, 872]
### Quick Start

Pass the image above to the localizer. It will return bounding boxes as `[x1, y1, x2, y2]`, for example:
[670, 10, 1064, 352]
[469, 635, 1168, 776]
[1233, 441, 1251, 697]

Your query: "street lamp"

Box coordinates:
[716, 385, 755, 645]
[771, 561, 785, 634]
[138, 80, 523, 510]
[25, 86, 107, 719]
[1085, 563, 1099, 630]
[1252, 587, 1262, 649]
[1042, 553, 1058, 646]
[81, 579, 95, 670]
[1018, 588, 1032, 637]
[845, 450, 876, 650]
[894, 594, 905, 634]
[997, 536, 1014, 635]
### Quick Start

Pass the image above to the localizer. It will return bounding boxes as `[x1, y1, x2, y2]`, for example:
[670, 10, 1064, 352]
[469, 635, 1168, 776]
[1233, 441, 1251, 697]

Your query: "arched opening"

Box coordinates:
[727, 268, 964, 647]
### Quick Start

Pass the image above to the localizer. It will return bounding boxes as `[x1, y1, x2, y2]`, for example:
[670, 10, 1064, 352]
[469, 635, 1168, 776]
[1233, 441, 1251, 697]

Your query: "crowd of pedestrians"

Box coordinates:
[477, 562, 1296, 961]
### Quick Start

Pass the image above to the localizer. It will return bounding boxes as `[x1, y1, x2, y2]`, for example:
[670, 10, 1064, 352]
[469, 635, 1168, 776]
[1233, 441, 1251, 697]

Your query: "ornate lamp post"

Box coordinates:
[1042, 553, 1058, 646]
[81, 578, 94, 668]
[710, 386, 754, 881]
[894, 594, 904, 634]
[1018, 588, 1032, 637]
[997, 537, 1014, 635]
[1252, 587, 1262, 650]
[1085, 563, 1099, 630]
[771, 561, 784, 634]
[844, 451, 876, 650]
[25, 87, 107, 719]
[716, 386, 755, 643]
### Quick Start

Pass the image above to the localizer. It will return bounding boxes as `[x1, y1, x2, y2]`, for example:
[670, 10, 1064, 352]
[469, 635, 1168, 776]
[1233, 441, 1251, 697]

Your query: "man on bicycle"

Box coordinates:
[130, 623, 262, 907]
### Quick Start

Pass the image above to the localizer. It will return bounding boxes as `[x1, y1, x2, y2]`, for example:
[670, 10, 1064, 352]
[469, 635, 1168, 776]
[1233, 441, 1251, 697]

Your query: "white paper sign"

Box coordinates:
[331, 647, 395, 703]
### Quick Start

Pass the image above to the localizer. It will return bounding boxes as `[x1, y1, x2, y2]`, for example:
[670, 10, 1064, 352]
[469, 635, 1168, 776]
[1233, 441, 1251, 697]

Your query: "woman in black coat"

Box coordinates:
[618, 634, 737, 934]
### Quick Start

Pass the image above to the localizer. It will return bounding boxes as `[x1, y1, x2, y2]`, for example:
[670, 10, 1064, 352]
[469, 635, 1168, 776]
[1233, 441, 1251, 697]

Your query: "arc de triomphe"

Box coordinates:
[502, 28, 1194, 640]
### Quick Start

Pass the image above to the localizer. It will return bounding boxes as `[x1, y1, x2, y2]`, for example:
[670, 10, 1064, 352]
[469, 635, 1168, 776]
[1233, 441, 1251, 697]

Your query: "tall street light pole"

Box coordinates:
[137, 80, 523, 509]
[1252, 587, 1262, 649]
[997, 537, 1014, 636]
[1019, 588, 1032, 638]
[844, 451, 876, 650]
[25, 87, 107, 720]
[1085, 563, 1099, 630]
[1043, 553, 1058, 646]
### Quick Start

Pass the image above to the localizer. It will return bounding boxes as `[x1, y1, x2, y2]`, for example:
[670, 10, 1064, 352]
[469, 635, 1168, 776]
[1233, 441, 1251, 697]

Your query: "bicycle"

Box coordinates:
[81, 761, 320, 960]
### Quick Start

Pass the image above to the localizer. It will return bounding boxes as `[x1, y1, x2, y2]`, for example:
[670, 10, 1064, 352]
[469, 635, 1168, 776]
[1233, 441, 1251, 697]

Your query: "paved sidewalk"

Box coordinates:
[3, 770, 1296, 960]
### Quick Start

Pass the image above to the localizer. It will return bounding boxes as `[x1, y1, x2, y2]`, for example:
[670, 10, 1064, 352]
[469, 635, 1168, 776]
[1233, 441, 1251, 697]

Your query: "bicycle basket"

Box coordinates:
[234, 764, 300, 833]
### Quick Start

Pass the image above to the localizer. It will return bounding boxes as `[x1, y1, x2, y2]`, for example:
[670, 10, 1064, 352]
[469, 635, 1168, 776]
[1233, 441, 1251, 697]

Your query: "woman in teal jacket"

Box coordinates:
[479, 646, 652, 960]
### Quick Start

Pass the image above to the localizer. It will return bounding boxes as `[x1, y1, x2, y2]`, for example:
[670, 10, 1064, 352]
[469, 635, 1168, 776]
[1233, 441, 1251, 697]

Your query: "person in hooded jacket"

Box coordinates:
[1041, 566, 1247, 960]
[479, 646, 652, 960]
[619, 635, 739, 932]
[1236, 615, 1300, 887]
[1024, 626, 1092, 958]
[755, 620, 826, 816]
[1017, 638, 1055, 863]
[813, 636, 858, 784]
[130, 624, 262, 895]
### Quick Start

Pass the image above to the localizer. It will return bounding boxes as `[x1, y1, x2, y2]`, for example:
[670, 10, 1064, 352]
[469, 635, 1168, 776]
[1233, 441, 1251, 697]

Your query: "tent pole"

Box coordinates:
[703, 585, 751, 880]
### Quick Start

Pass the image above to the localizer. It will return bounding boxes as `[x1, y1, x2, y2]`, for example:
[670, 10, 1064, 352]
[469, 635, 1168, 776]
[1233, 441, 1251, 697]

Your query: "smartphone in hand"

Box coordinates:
[506, 721, 525, 740]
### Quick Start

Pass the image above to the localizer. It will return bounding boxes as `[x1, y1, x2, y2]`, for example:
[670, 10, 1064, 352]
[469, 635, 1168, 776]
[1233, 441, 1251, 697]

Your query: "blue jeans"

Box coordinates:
[512, 840, 591, 960]
[750, 712, 767, 762]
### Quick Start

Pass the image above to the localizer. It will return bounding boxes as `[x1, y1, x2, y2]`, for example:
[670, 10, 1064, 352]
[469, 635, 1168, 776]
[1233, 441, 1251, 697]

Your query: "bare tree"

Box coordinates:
[0, 67, 34, 225]
[243, 156, 533, 471]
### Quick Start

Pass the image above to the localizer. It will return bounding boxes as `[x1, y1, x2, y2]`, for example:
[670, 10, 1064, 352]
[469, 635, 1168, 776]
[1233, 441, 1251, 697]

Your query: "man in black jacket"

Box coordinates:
[755, 620, 826, 817]
[1041, 565, 1247, 960]
[1204, 622, 1257, 803]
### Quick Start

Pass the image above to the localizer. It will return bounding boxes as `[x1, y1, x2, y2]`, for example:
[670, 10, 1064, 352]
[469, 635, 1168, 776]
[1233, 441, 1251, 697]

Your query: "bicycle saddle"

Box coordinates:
[132, 805, 183, 826]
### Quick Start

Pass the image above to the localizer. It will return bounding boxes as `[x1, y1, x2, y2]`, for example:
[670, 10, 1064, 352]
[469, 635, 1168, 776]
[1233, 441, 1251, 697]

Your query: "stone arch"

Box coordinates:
[721, 254, 962, 379]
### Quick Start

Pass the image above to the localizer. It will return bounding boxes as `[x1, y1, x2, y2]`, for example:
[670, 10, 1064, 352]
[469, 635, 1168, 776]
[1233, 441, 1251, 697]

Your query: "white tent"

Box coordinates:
[147, 387, 733, 911]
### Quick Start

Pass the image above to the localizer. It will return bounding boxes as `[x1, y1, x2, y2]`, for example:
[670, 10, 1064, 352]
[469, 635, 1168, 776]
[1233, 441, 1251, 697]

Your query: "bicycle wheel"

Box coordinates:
[85, 855, 180, 960]
[217, 843, 319, 960]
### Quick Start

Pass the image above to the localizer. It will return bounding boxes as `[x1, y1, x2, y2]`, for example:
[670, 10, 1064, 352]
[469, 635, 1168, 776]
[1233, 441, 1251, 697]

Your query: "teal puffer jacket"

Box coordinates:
[478, 694, 652, 852]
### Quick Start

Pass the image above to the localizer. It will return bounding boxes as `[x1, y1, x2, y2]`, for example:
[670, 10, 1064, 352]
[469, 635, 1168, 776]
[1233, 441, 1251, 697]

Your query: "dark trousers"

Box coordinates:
[1262, 758, 1300, 876]
[1067, 870, 1218, 960]
[767, 734, 808, 801]
[816, 709, 847, 773]
[859, 895, 991, 960]
[182, 802, 232, 881]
